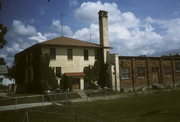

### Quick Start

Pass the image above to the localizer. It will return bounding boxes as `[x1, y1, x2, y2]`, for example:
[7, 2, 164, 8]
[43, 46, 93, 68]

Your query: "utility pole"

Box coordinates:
[89, 32, 92, 43]
[60, 13, 64, 36]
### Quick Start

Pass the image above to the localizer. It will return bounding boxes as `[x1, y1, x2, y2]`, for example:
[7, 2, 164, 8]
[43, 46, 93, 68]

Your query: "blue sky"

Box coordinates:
[0, 0, 180, 65]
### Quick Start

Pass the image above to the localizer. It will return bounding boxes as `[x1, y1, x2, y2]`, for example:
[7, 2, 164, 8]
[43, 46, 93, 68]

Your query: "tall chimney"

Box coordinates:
[99, 10, 109, 63]
[99, 10, 109, 47]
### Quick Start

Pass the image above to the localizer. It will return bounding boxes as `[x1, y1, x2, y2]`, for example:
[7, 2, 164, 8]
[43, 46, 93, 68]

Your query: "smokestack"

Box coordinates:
[99, 10, 109, 64]
[99, 10, 109, 47]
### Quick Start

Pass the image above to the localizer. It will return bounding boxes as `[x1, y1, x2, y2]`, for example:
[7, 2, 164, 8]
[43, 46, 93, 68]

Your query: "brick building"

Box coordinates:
[118, 56, 180, 91]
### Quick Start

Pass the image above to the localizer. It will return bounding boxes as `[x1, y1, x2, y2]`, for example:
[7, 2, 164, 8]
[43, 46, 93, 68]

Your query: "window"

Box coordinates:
[50, 48, 56, 59]
[176, 62, 180, 72]
[56, 67, 61, 78]
[121, 67, 130, 79]
[152, 67, 158, 73]
[164, 66, 171, 77]
[67, 49, 73, 60]
[84, 49, 89, 60]
[137, 67, 146, 77]
[94, 49, 98, 60]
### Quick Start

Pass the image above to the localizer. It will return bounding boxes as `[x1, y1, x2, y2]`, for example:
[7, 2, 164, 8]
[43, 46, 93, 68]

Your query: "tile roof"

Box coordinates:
[64, 72, 86, 77]
[40, 36, 102, 48]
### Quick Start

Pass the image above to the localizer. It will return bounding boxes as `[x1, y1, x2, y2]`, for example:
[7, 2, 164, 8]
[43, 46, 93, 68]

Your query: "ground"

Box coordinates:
[0, 89, 180, 122]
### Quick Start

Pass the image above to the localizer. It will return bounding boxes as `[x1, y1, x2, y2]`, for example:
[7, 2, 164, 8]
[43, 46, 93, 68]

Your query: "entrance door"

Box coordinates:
[72, 78, 80, 89]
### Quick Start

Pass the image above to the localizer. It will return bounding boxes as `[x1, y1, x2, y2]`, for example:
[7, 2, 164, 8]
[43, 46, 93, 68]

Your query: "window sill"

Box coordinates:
[121, 78, 131, 80]
[137, 77, 146, 79]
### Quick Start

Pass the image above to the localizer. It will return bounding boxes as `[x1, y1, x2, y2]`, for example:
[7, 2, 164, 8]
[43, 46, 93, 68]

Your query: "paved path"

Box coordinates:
[0, 102, 53, 111]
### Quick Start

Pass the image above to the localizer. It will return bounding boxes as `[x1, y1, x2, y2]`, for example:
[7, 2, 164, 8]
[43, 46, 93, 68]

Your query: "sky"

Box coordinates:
[0, 0, 180, 66]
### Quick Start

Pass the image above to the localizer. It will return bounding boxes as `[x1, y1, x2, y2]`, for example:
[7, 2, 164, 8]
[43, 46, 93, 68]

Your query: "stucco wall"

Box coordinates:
[41, 47, 97, 73]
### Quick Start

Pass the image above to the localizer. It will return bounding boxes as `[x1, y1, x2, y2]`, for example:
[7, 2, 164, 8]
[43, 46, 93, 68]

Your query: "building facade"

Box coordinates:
[15, 37, 103, 92]
[117, 56, 180, 91]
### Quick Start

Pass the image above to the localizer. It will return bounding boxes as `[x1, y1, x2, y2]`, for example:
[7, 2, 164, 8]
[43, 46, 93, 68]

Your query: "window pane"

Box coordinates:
[67, 49, 73, 60]
[176, 62, 180, 71]
[84, 49, 89, 60]
[50, 48, 56, 59]
[152, 67, 158, 73]
[121, 67, 130, 79]
[137, 67, 145, 77]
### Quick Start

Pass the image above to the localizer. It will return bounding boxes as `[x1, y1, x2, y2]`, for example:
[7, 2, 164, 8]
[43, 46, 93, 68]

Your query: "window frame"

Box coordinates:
[67, 49, 73, 60]
[84, 49, 89, 60]
[175, 62, 180, 72]
[152, 67, 159, 73]
[137, 67, 146, 78]
[121, 67, 131, 79]
[50, 48, 56, 59]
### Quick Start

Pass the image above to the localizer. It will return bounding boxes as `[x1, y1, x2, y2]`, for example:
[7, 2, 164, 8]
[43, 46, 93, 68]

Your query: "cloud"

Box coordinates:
[51, 20, 73, 37]
[74, 1, 120, 24]
[28, 32, 47, 42]
[73, 23, 99, 43]
[12, 20, 37, 36]
[145, 17, 180, 51]
[6, 42, 22, 53]
[74, 1, 139, 26]
[73, 1, 180, 56]
[68, 0, 78, 6]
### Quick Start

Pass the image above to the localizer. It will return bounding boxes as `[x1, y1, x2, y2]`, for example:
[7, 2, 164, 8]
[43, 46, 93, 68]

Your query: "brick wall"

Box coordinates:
[119, 56, 180, 90]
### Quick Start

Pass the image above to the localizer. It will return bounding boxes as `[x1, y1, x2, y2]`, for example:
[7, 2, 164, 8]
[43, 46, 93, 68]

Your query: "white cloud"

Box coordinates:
[73, 1, 180, 56]
[145, 17, 180, 51]
[74, 1, 139, 26]
[73, 23, 99, 43]
[28, 32, 47, 42]
[52, 20, 73, 37]
[74, 1, 122, 24]
[12, 20, 37, 36]
[6, 43, 22, 53]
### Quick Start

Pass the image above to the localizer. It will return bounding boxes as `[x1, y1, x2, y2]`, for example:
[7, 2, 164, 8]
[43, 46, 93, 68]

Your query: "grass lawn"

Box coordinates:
[0, 90, 180, 122]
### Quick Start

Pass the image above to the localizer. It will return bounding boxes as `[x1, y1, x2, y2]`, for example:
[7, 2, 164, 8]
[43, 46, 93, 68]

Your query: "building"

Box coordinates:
[15, 36, 106, 92]
[116, 56, 180, 91]
[0, 65, 8, 85]
[15, 10, 180, 93]
[15, 11, 111, 93]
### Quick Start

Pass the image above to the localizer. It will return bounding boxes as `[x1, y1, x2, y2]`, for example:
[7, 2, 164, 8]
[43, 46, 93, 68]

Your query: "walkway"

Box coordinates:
[0, 102, 52, 111]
